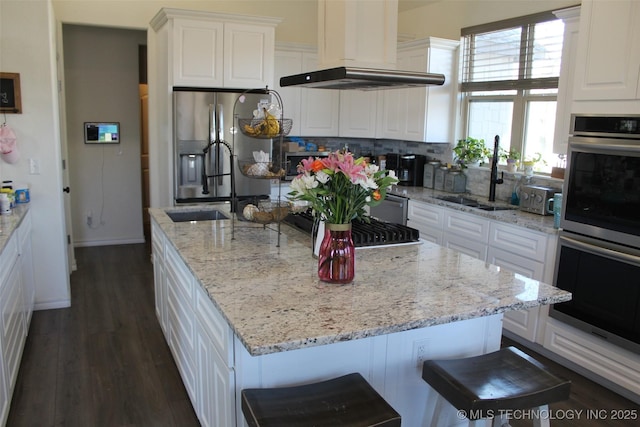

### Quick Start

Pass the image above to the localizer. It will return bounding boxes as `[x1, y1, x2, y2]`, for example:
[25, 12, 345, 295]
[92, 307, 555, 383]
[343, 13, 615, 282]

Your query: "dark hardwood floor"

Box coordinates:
[7, 244, 199, 427]
[7, 244, 640, 426]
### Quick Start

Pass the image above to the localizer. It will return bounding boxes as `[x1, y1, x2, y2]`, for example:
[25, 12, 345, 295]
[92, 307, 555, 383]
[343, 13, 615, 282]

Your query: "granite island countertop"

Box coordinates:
[150, 205, 570, 356]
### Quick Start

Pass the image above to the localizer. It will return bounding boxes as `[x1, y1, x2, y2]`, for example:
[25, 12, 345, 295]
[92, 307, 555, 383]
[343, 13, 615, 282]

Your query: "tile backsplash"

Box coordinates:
[279, 137, 564, 204]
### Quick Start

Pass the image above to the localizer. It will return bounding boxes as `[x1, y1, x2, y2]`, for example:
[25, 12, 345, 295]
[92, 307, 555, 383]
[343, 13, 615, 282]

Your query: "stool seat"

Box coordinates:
[422, 346, 570, 422]
[241, 372, 401, 427]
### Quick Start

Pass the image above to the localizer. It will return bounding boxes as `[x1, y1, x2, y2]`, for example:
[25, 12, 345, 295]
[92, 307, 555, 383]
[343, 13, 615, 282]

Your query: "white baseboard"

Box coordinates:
[74, 237, 146, 247]
[34, 299, 71, 311]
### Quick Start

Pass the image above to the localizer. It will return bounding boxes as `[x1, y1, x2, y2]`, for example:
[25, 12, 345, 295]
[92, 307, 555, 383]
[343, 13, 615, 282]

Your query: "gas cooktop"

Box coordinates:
[284, 210, 420, 248]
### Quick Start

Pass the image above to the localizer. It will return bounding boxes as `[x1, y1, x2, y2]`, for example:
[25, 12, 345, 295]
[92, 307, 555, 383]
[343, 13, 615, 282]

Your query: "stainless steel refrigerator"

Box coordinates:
[173, 89, 273, 204]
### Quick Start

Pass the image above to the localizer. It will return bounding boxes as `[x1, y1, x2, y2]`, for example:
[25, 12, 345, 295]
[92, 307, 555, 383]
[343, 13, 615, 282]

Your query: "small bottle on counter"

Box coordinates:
[0, 193, 11, 215]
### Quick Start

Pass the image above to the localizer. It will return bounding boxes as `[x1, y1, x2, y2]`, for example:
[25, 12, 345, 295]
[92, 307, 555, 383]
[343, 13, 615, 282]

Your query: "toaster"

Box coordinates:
[519, 185, 561, 215]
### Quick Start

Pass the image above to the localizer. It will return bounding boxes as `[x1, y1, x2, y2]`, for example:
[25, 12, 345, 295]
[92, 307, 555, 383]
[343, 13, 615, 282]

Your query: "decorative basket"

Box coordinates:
[239, 118, 293, 138]
[241, 199, 290, 224]
[238, 159, 286, 179]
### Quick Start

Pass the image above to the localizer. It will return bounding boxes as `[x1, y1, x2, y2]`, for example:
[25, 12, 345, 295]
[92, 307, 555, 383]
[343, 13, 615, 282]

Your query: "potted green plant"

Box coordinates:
[453, 137, 490, 168]
[522, 152, 546, 176]
[499, 148, 521, 173]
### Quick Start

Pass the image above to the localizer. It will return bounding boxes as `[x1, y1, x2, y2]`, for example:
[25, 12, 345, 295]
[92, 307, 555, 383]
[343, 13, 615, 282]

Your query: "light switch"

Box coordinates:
[29, 158, 40, 175]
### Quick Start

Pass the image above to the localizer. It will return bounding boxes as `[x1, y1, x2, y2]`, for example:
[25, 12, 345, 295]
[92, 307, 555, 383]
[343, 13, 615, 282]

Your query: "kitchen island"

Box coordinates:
[149, 205, 571, 427]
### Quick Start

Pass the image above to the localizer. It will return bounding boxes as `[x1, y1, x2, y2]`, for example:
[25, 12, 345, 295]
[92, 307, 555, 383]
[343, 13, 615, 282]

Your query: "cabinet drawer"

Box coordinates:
[442, 233, 487, 261]
[408, 201, 444, 229]
[151, 221, 164, 259]
[166, 243, 194, 307]
[0, 234, 18, 286]
[444, 210, 489, 243]
[195, 284, 234, 367]
[489, 222, 548, 263]
[0, 262, 25, 391]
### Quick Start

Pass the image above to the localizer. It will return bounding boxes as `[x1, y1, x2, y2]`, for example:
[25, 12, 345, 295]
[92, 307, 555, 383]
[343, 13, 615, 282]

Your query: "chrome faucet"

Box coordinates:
[488, 135, 504, 202]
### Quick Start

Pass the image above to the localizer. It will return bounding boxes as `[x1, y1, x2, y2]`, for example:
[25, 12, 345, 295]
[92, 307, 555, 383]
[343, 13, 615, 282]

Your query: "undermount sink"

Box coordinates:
[165, 209, 228, 222]
[435, 195, 517, 212]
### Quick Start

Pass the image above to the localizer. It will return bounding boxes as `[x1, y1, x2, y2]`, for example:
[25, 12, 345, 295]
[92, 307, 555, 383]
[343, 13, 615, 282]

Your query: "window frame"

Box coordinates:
[460, 10, 564, 171]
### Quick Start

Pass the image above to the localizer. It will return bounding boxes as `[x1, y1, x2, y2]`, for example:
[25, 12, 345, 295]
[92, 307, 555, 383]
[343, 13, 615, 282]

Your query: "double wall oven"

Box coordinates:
[551, 115, 640, 354]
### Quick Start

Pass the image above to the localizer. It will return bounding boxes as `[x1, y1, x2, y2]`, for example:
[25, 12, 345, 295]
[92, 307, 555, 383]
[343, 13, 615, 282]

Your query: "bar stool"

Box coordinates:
[241, 372, 401, 427]
[421, 346, 571, 427]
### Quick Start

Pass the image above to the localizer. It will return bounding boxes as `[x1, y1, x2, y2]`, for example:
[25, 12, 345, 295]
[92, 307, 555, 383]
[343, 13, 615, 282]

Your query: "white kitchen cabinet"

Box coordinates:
[274, 46, 340, 137]
[165, 240, 197, 404]
[407, 200, 444, 245]
[408, 200, 558, 342]
[552, 6, 580, 155]
[152, 220, 236, 427]
[18, 212, 34, 332]
[300, 53, 340, 136]
[338, 91, 378, 138]
[377, 37, 459, 143]
[274, 45, 307, 136]
[572, 0, 640, 101]
[0, 211, 34, 427]
[487, 222, 557, 342]
[151, 221, 167, 334]
[152, 9, 279, 89]
[195, 285, 235, 427]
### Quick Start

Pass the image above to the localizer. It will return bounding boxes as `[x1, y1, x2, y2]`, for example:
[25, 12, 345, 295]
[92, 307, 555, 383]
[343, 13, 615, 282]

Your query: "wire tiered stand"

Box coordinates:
[231, 88, 293, 247]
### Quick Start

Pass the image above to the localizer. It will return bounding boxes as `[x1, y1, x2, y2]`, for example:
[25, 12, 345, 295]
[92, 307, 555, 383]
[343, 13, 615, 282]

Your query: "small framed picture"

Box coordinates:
[0, 73, 22, 114]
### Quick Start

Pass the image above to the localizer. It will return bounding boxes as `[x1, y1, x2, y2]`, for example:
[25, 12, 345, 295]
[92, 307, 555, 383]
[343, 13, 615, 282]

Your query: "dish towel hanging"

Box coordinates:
[0, 124, 20, 164]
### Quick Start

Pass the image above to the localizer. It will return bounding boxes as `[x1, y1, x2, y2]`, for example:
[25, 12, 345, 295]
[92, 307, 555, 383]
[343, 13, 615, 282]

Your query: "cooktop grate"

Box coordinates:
[284, 210, 420, 247]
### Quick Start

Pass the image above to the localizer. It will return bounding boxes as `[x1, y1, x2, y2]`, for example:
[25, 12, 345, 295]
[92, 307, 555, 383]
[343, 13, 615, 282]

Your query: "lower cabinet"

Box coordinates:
[152, 220, 236, 427]
[409, 200, 556, 342]
[0, 210, 34, 427]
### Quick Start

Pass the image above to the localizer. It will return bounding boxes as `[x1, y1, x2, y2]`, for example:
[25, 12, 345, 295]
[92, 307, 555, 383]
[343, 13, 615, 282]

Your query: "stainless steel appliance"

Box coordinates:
[173, 89, 272, 204]
[369, 194, 409, 226]
[519, 184, 561, 216]
[284, 151, 329, 181]
[551, 114, 640, 354]
[386, 153, 427, 186]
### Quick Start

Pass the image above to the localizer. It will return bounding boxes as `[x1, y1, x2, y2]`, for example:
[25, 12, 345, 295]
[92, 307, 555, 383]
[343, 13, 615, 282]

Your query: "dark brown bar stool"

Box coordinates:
[421, 346, 571, 427]
[241, 372, 401, 427]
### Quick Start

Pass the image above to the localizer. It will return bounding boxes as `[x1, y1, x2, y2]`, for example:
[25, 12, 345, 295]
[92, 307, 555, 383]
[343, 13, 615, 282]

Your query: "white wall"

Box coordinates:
[52, 0, 317, 42]
[63, 24, 146, 246]
[398, 0, 578, 40]
[0, 0, 70, 309]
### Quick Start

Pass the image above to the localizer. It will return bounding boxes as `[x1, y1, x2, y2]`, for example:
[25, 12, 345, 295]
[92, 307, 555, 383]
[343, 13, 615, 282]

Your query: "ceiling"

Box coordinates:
[398, 0, 441, 12]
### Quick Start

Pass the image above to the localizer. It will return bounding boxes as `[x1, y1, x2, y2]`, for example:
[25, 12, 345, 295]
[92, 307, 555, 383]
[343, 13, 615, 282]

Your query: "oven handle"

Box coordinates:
[560, 234, 640, 267]
[570, 140, 640, 154]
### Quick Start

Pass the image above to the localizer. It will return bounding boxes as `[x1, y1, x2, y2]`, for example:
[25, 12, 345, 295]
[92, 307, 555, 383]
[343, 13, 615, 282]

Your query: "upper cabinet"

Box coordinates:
[552, 6, 581, 155]
[151, 8, 280, 89]
[377, 37, 459, 143]
[572, 0, 640, 101]
[274, 44, 340, 137]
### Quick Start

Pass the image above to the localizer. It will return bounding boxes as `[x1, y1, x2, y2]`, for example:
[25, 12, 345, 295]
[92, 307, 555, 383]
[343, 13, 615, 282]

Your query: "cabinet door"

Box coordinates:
[172, 18, 224, 87]
[339, 91, 378, 138]
[0, 258, 24, 395]
[407, 201, 444, 245]
[0, 350, 6, 427]
[442, 233, 488, 261]
[152, 222, 166, 334]
[196, 323, 235, 427]
[18, 211, 34, 330]
[274, 49, 303, 136]
[300, 53, 340, 136]
[224, 22, 275, 88]
[377, 48, 426, 141]
[165, 244, 197, 404]
[573, 0, 640, 100]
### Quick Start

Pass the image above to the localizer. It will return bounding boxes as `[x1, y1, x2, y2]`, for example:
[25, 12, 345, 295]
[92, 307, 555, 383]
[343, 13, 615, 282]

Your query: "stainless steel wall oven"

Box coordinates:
[551, 114, 640, 354]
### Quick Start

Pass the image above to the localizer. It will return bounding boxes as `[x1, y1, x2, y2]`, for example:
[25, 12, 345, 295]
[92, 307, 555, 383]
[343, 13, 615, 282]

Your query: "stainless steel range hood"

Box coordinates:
[279, 66, 445, 90]
[278, 0, 446, 90]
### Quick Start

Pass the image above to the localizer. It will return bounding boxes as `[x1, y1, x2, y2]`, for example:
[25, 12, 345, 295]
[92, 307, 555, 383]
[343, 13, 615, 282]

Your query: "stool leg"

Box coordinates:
[427, 394, 446, 427]
[533, 405, 550, 427]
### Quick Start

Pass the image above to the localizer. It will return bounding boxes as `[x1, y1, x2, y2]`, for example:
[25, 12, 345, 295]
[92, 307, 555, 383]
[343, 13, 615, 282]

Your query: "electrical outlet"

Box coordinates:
[86, 210, 93, 227]
[413, 339, 431, 367]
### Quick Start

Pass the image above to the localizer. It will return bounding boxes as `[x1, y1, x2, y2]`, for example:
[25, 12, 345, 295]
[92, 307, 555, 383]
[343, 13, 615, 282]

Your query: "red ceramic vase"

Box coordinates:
[317, 223, 355, 284]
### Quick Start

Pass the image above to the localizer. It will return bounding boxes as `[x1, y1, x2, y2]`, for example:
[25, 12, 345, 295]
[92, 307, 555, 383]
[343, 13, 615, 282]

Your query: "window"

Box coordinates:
[461, 12, 565, 173]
